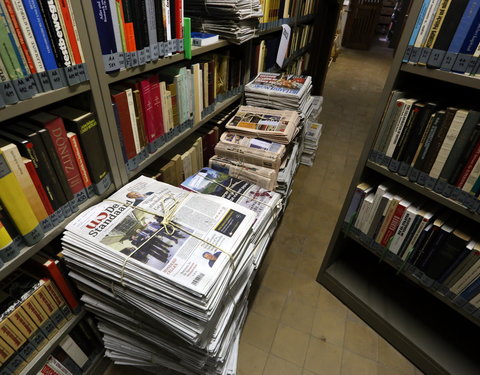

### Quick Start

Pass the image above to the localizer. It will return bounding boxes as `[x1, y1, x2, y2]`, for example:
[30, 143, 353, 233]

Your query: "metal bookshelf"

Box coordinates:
[317, 0, 480, 374]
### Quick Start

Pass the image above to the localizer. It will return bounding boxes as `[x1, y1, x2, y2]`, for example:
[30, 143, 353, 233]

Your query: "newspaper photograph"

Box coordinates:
[245, 72, 312, 97]
[65, 176, 256, 295]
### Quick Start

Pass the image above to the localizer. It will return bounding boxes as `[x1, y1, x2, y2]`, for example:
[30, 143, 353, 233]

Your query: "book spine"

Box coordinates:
[112, 102, 127, 162]
[107, 0, 123, 64]
[410, 0, 440, 63]
[65, 0, 83, 62]
[120, 0, 136, 52]
[145, 0, 158, 59]
[381, 203, 407, 247]
[153, 0, 164, 43]
[111, 91, 136, 159]
[139, 79, 159, 141]
[132, 89, 147, 148]
[43, 278, 73, 319]
[462, 152, 480, 191]
[114, 0, 126, 56]
[418, 0, 451, 64]
[455, 140, 480, 188]
[174, 0, 182, 40]
[159, 80, 170, 132]
[59, 335, 89, 369]
[8, 307, 47, 351]
[163, 0, 171, 42]
[66, 132, 92, 193]
[0, 2, 25, 79]
[33, 284, 66, 329]
[451, 7, 480, 72]
[20, 296, 58, 339]
[0, 152, 43, 244]
[54, 0, 82, 64]
[44, 259, 80, 312]
[90, 0, 119, 72]
[385, 100, 411, 157]
[125, 88, 141, 154]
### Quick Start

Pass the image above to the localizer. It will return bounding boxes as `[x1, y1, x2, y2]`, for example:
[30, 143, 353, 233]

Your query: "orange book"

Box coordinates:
[117, 0, 136, 52]
[55, 0, 83, 64]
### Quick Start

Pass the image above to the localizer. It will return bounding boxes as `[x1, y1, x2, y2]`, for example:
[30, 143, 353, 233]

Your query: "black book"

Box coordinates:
[51, 346, 82, 375]
[20, 117, 74, 202]
[448, 123, 480, 185]
[427, 0, 470, 69]
[402, 103, 437, 165]
[407, 223, 434, 266]
[169, 0, 176, 41]
[418, 221, 454, 272]
[139, 0, 150, 52]
[69, 324, 96, 358]
[154, 0, 165, 42]
[49, 106, 110, 186]
[36, 0, 71, 68]
[421, 107, 457, 174]
[413, 110, 445, 172]
[0, 127, 67, 210]
[393, 102, 423, 161]
[439, 110, 480, 182]
[130, 0, 145, 51]
[414, 214, 450, 268]
[424, 228, 471, 280]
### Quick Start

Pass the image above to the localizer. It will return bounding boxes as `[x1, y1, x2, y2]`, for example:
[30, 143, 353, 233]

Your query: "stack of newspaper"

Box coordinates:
[61, 176, 261, 374]
[225, 105, 301, 144]
[245, 73, 314, 117]
[301, 121, 323, 166]
[181, 167, 282, 266]
[185, 0, 263, 44]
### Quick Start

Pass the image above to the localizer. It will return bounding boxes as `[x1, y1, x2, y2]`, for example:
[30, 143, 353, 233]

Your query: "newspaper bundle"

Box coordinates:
[185, 0, 262, 44]
[61, 176, 261, 374]
[209, 155, 278, 191]
[225, 105, 301, 144]
[181, 167, 282, 264]
[245, 73, 314, 117]
[214, 132, 286, 170]
[301, 121, 323, 166]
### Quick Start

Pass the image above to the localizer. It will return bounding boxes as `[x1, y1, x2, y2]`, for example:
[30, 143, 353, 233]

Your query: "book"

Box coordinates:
[66, 132, 93, 196]
[191, 32, 219, 46]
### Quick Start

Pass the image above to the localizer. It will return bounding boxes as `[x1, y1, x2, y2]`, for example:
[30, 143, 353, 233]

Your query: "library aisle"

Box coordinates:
[236, 43, 423, 375]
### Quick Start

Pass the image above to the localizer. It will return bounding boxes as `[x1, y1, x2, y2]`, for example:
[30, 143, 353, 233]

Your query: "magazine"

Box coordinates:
[245, 72, 312, 98]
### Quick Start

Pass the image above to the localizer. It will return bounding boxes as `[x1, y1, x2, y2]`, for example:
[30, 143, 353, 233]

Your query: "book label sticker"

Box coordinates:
[41, 217, 53, 232]
[12, 78, 31, 101]
[103, 53, 121, 73]
[93, 173, 112, 195]
[65, 66, 79, 86]
[48, 69, 65, 90]
[151, 43, 159, 60]
[131, 51, 139, 67]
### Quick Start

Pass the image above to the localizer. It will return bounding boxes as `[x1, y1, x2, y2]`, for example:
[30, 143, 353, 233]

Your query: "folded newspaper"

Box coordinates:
[301, 121, 323, 166]
[209, 155, 278, 191]
[62, 176, 265, 374]
[215, 132, 286, 170]
[225, 105, 301, 144]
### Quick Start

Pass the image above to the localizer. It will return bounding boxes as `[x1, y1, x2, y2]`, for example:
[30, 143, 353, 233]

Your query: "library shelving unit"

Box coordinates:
[317, 1, 480, 374]
[0, 0, 337, 372]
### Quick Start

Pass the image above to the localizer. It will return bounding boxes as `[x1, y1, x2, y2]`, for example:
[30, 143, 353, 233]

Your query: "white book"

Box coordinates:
[367, 192, 393, 238]
[202, 62, 208, 108]
[159, 81, 172, 132]
[192, 64, 202, 123]
[163, 0, 172, 42]
[11, 0, 45, 72]
[354, 193, 374, 231]
[165, 89, 174, 131]
[385, 98, 417, 157]
[45, 355, 73, 375]
[59, 335, 88, 368]
[108, 0, 123, 55]
[125, 88, 141, 153]
[362, 183, 390, 234]
[66, 0, 85, 62]
[389, 206, 418, 254]
[181, 149, 193, 178]
[430, 109, 468, 178]
[450, 257, 480, 295]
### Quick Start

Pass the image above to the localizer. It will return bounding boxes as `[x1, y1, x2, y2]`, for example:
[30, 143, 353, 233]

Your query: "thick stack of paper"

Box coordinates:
[209, 155, 278, 191]
[225, 105, 301, 144]
[61, 176, 261, 374]
[185, 0, 262, 44]
[245, 73, 314, 117]
[301, 121, 323, 166]
[181, 167, 282, 265]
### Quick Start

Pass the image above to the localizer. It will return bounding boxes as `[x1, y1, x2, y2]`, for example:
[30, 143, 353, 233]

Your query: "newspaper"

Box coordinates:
[245, 72, 312, 99]
[63, 176, 256, 298]
[215, 132, 286, 170]
[301, 121, 323, 166]
[225, 105, 300, 144]
[209, 155, 278, 190]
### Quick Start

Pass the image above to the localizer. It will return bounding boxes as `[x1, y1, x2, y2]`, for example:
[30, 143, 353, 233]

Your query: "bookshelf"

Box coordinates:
[0, 0, 336, 372]
[317, 0, 480, 374]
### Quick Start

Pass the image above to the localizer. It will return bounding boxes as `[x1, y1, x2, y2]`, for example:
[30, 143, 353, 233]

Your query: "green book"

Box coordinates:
[184, 17, 192, 60]
[0, 2, 24, 80]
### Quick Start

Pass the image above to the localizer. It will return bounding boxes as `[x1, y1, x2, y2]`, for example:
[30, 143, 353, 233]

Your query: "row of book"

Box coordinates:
[259, 0, 316, 26]
[61, 172, 282, 374]
[252, 24, 313, 75]
[0, 106, 111, 264]
[112, 52, 243, 172]
[403, 0, 480, 75]
[0, 259, 100, 375]
[371, 90, 480, 213]
[345, 180, 480, 319]
[0, 0, 88, 107]
[91, 0, 185, 73]
[284, 51, 310, 75]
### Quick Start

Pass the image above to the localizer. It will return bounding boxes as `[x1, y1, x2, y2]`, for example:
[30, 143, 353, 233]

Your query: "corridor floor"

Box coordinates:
[237, 45, 424, 375]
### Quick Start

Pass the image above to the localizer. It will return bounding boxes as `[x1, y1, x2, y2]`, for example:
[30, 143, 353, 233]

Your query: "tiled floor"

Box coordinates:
[103, 44, 423, 374]
[237, 44, 424, 375]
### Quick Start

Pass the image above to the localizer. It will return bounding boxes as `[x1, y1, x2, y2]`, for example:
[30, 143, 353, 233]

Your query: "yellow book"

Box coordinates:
[0, 221, 13, 250]
[0, 152, 43, 246]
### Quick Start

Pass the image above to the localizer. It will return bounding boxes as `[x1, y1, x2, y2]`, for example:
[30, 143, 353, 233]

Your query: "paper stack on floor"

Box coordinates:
[301, 120, 323, 166]
[185, 0, 262, 44]
[245, 72, 314, 118]
[62, 176, 264, 374]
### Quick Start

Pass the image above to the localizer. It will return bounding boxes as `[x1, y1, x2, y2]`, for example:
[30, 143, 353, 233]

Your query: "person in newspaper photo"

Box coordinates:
[126, 191, 154, 206]
[203, 251, 222, 267]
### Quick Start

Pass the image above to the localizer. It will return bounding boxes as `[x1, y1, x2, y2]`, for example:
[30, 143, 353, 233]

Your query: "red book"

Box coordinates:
[148, 75, 165, 137]
[67, 132, 92, 190]
[23, 158, 54, 215]
[55, 0, 83, 64]
[111, 90, 137, 160]
[175, 0, 183, 40]
[456, 140, 480, 188]
[44, 117, 85, 195]
[3, 0, 37, 73]
[380, 199, 410, 247]
[137, 79, 157, 143]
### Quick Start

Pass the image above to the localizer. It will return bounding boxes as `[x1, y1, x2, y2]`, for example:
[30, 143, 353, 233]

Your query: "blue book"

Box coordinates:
[22, 0, 58, 71]
[403, 0, 431, 62]
[451, 16, 480, 73]
[90, 0, 120, 73]
[460, 276, 480, 301]
[440, 0, 480, 71]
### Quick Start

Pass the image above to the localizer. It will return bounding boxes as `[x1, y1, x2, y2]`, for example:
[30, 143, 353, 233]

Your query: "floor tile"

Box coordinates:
[238, 342, 268, 375]
[270, 324, 310, 367]
[262, 354, 303, 375]
[317, 286, 348, 313]
[288, 273, 322, 308]
[340, 350, 378, 375]
[280, 298, 316, 334]
[378, 337, 415, 375]
[344, 319, 378, 361]
[304, 336, 343, 375]
[251, 287, 287, 320]
[262, 264, 296, 294]
[241, 311, 279, 352]
[312, 306, 347, 346]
